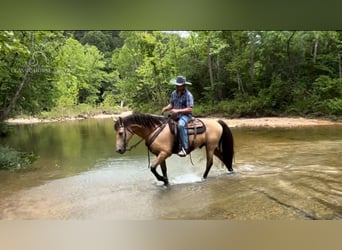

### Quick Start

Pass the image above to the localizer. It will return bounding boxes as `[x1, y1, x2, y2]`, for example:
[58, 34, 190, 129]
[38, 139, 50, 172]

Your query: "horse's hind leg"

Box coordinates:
[214, 148, 233, 172]
[214, 148, 223, 162]
[203, 148, 215, 179]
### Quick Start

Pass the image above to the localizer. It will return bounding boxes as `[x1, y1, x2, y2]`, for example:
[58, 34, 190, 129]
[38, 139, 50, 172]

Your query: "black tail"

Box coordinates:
[217, 120, 234, 171]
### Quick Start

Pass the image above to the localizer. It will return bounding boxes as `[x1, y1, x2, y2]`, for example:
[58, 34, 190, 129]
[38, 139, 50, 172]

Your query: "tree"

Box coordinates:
[54, 37, 108, 106]
[112, 31, 178, 110]
[0, 31, 64, 121]
[2, 30, 341, 120]
[80, 31, 111, 54]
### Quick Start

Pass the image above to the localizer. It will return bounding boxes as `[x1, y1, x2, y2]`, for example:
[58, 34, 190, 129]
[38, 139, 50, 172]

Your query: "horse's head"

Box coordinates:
[114, 117, 134, 154]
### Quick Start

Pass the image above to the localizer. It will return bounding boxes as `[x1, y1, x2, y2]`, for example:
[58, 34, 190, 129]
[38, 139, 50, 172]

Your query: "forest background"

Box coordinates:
[1, 30, 341, 123]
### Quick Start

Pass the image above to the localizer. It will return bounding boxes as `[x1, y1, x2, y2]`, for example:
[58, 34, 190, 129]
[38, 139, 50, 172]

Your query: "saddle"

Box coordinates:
[168, 118, 206, 136]
[168, 118, 206, 154]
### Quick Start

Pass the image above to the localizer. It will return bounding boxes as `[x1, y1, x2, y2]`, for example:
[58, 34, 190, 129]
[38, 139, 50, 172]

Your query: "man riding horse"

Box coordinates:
[115, 76, 234, 186]
[161, 76, 194, 157]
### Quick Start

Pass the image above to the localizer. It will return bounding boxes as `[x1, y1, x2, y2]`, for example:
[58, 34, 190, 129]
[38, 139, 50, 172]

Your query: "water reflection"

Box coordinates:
[0, 119, 341, 219]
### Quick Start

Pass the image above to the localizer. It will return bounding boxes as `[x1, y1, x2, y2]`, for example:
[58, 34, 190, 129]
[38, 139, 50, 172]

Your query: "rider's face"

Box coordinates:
[176, 84, 185, 92]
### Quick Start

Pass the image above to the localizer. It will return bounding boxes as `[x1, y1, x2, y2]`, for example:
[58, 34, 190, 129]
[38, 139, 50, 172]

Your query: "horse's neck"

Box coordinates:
[129, 125, 154, 140]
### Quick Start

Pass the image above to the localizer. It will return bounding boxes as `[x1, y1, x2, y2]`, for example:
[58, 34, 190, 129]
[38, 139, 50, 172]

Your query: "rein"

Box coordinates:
[125, 137, 144, 151]
[123, 126, 145, 151]
[145, 122, 168, 149]
[121, 116, 195, 168]
[145, 122, 168, 168]
[125, 119, 169, 168]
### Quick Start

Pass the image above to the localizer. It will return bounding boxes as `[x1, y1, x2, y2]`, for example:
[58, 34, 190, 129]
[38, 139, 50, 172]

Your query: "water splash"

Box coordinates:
[171, 173, 203, 184]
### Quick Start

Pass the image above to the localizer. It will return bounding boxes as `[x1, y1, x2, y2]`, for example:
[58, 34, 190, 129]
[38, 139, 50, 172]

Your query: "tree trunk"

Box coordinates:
[339, 52, 342, 82]
[207, 39, 214, 88]
[0, 62, 30, 122]
[237, 71, 245, 95]
[313, 39, 319, 63]
[286, 31, 296, 77]
[249, 31, 255, 82]
[216, 55, 220, 81]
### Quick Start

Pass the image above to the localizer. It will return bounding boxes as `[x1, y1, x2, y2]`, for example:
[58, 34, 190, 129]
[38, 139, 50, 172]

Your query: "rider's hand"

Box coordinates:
[170, 109, 178, 115]
[161, 107, 167, 114]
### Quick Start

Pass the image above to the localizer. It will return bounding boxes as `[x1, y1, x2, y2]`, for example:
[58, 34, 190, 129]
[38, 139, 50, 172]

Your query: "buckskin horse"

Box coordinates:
[114, 113, 234, 186]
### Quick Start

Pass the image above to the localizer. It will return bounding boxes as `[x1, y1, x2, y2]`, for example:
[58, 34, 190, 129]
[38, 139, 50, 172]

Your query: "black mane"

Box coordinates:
[114, 113, 167, 130]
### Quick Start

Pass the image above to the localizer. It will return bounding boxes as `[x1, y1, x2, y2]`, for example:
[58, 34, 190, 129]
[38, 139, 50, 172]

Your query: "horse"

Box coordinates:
[114, 113, 234, 186]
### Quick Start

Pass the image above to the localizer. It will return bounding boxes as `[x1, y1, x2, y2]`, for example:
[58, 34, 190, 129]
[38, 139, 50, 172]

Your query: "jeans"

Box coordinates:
[178, 115, 191, 150]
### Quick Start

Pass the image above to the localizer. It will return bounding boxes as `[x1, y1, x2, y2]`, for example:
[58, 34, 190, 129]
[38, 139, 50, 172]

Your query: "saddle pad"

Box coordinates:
[168, 118, 206, 136]
[187, 119, 206, 135]
[187, 119, 203, 129]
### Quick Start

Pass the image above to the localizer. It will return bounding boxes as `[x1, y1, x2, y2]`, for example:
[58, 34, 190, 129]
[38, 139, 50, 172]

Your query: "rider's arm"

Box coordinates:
[171, 106, 192, 115]
[162, 104, 173, 114]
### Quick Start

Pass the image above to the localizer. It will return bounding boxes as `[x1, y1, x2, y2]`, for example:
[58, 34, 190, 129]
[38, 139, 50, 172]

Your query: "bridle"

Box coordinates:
[116, 116, 194, 167]
[117, 116, 169, 153]
[117, 122, 144, 152]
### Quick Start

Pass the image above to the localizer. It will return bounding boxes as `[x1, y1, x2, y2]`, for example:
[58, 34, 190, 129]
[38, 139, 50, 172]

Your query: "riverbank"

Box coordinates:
[5, 112, 341, 127]
[5, 111, 133, 125]
[218, 117, 341, 128]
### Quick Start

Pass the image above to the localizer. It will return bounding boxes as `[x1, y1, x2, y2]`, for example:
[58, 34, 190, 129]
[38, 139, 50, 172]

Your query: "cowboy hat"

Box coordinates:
[169, 76, 192, 86]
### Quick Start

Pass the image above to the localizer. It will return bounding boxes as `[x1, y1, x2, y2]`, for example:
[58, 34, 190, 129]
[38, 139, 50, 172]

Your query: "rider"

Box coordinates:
[161, 76, 194, 157]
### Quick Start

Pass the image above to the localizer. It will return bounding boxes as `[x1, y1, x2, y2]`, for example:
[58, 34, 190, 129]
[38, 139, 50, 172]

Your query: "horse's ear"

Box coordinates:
[118, 117, 123, 126]
[113, 116, 122, 123]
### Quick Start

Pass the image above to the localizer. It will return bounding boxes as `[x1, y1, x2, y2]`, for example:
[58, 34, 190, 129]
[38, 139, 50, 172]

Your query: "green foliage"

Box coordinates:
[312, 75, 341, 100]
[112, 31, 176, 109]
[194, 96, 264, 118]
[310, 76, 342, 115]
[101, 92, 118, 108]
[69, 30, 124, 55]
[80, 31, 111, 53]
[53, 37, 109, 106]
[1, 30, 342, 120]
[0, 31, 64, 120]
[0, 145, 37, 170]
[0, 122, 12, 136]
[325, 98, 342, 115]
[258, 75, 292, 113]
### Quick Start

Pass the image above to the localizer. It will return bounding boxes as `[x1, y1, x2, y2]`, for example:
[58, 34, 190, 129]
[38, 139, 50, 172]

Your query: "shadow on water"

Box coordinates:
[0, 119, 341, 219]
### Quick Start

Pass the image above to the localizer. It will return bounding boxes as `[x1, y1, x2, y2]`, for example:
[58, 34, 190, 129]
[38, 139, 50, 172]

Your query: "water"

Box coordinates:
[0, 119, 341, 219]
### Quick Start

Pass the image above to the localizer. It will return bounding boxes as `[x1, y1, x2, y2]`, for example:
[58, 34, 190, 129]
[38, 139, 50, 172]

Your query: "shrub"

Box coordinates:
[193, 96, 266, 118]
[0, 122, 12, 137]
[325, 98, 342, 116]
[0, 145, 37, 171]
[102, 92, 118, 108]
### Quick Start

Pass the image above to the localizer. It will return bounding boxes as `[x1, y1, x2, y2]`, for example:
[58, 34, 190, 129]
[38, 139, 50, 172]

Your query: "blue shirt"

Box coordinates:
[170, 89, 194, 117]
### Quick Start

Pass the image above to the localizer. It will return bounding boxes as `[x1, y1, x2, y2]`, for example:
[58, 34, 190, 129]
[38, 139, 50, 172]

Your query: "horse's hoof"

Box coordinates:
[161, 177, 169, 186]
[227, 169, 235, 175]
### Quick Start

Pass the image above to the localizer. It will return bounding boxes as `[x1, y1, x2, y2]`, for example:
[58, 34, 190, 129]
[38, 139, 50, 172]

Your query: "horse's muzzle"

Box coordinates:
[116, 148, 125, 154]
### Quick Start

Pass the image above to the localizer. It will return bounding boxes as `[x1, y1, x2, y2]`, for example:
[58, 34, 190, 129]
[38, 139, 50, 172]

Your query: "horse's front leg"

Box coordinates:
[150, 152, 169, 186]
[160, 161, 168, 185]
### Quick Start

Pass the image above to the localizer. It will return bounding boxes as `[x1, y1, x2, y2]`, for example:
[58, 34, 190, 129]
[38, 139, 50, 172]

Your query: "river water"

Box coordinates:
[0, 119, 341, 219]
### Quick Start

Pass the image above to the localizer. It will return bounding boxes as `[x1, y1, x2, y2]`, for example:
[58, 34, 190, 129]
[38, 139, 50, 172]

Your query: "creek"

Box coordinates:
[0, 119, 341, 219]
